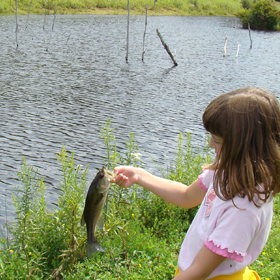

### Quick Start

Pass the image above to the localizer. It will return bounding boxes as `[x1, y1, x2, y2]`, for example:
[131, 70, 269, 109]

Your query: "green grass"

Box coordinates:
[0, 0, 242, 16]
[249, 195, 280, 279]
[0, 120, 279, 279]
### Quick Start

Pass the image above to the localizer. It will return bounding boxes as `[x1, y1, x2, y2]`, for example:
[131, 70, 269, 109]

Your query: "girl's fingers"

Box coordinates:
[112, 173, 129, 188]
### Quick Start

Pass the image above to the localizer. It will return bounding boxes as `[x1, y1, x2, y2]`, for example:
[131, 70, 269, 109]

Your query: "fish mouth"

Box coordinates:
[104, 169, 117, 180]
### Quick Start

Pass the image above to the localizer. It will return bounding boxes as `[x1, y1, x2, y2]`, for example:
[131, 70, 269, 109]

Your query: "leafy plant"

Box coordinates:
[100, 119, 119, 170]
[0, 150, 89, 279]
[249, 195, 280, 278]
[238, 0, 280, 30]
[49, 147, 88, 277]
[241, 0, 256, 9]
[2, 158, 47, 279]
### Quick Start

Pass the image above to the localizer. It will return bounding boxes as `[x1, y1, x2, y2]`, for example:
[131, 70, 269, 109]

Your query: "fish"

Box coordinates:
[81, 166, 115, 257]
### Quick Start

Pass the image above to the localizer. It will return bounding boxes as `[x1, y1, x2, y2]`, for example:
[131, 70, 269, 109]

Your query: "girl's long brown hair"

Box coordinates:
[203, 87, 280, 206]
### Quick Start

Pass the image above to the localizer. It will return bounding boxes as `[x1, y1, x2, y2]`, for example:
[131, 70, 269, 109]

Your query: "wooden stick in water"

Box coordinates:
[236, 42, 240, 58]
[248, 22, 252, 49]
[156, 29, 178, 66]
[223, 35, 227, 57]
[43, 0, 47, 30]
[46, 5, 56, 51]
[125, 0, 130, 63]
[66, 34, 71, 45]
[52, 5, 56, 33]
[15, 0, 18, 49]
[25, 0, 33, 30]
[142, 5, 148, 62]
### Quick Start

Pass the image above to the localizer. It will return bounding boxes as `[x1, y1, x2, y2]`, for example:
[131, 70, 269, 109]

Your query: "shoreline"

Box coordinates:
[0, 7, 240, 17]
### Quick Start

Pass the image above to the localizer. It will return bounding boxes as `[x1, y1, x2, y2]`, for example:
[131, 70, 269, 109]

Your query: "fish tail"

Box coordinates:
[87, 239, 105, 257]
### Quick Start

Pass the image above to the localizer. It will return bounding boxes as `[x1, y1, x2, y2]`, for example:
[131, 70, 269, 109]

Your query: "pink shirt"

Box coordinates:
[177, 169, 273, 278]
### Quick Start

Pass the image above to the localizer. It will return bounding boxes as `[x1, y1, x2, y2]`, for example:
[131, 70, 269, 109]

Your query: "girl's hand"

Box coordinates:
[111, 166, 139, 188]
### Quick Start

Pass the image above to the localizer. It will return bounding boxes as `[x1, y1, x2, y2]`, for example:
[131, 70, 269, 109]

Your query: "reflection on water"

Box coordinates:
[0, 14, 280, 227]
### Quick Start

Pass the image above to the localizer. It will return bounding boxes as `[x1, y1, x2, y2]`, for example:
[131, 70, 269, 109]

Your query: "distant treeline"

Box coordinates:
[0, 0, 242, 16]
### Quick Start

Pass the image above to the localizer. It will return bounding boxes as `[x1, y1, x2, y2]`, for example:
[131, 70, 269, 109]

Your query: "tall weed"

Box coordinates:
[1, 158, 47, 279]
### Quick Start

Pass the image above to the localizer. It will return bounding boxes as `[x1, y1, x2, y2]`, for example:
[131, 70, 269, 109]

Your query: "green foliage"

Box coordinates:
[238, 0, 280, 30]
[56, 146, 88, 233]
[8, 158, 47, 279]
[165, 132, 211, 185]
[0, 0, 242, 16]
[62, 225, 177, 279]
[241, 0, 256, 9]
[0, 152, 89, 279]
[0, 1, 10, 14]
[249, 195, 280, 279]
[50, 147, 89, 276]
[99, 119, 118, 170]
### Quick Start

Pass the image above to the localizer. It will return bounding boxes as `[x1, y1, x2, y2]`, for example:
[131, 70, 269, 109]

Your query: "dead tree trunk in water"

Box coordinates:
[43, 0, 47, 30]
[248, 22, 252, 49]
[15, 0, 18, 49]
[46, 5, 56, 51]
[236, 42, 240, 58]
[125, 0, 130, 63]
[142, 5, 148, 62]
[25, 0, 33, 30]
[51, 5, 56, 32]
[156, 29, 177, 66]
[223, 35, 228, 57]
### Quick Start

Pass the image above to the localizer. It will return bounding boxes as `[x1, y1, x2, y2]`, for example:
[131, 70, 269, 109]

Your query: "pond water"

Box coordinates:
[0, 14, 280, 229]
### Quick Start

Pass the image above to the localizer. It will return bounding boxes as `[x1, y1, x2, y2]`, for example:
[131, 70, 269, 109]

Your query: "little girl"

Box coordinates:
[111, 87, 280, 280]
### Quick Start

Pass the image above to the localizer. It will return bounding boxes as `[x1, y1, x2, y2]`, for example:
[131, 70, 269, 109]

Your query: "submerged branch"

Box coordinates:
[125, 0, 130, 63]
[25, 0, 33, 30]
[248, 22, 252, 49]
[142, 5, 148, 62]
[156, 29, 177, 66]
[15, 0, 18, 50]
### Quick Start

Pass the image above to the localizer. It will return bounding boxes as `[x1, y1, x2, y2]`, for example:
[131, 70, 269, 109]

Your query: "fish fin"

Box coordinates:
[81, 212, 85, 226]
[87, 240, 105, 257]
[97, 214, 104, 229]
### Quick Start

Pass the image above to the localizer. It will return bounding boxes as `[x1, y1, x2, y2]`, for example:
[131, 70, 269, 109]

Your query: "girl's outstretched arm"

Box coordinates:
[174, 246, 226, 280]
[112, 166, 206, 208]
